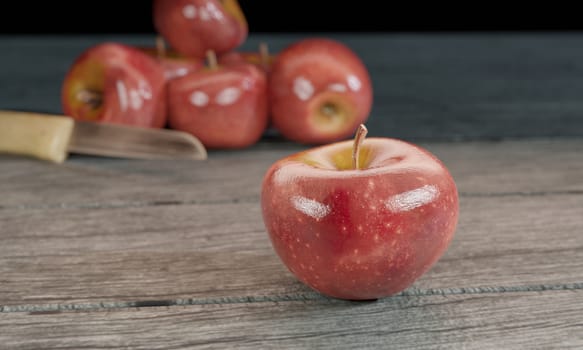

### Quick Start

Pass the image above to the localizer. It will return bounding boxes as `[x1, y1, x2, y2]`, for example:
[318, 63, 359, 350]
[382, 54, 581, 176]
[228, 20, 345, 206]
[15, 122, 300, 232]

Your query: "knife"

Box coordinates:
[0, 110, 207, 163]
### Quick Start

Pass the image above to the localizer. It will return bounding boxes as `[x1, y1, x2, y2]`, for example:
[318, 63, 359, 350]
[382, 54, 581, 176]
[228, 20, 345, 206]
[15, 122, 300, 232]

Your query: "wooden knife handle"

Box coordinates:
[0, 110, 74, 163]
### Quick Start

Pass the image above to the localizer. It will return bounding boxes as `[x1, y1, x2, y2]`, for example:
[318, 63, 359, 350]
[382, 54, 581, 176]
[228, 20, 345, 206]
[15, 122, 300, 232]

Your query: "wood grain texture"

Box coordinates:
[1, 139, 582, 209]
[2, 34, 583, 141]
[1, 192, 581, 306]
[2, 33, 583, 347]
[1, 291, 582, 349]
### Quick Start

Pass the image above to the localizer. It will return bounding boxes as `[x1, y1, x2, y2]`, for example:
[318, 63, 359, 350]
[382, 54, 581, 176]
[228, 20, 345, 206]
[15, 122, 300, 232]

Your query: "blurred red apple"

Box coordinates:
[261, 125, 459, 300]
[153, 0, 248, 59]
[167, 51, 269, 148]
[269, 38, 373, 144]
[61, 42, 167, 128]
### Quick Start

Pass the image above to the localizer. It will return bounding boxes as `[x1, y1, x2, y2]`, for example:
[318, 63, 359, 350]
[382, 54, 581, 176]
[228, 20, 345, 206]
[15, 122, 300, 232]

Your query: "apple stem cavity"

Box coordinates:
[76, 90, 103, 109]
[352, 124, 368, 170]
[206, 50, 219, 70]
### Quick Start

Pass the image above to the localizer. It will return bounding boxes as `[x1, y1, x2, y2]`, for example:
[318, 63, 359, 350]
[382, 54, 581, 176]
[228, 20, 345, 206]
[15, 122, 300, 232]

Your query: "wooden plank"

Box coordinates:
[2, 34, 583, 140]
[1, 193, 581, 306]
[0, 146, 287, 208]
[1, 139, 582, 208]
[1, 291, 582, 349]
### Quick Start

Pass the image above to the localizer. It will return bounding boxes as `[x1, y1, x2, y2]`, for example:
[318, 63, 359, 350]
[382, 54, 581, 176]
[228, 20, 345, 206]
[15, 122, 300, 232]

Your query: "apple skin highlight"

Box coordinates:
[153, 0, 248, 59]
[260, 137, 459, 300]
[268, 38, 373, 145]
[61, 42, 168, 129]
[167, 61, 269, 149]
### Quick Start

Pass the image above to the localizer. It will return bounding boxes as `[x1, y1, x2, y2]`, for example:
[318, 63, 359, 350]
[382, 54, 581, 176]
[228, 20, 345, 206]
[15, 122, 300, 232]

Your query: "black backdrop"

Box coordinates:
[1, 1, 581, 34]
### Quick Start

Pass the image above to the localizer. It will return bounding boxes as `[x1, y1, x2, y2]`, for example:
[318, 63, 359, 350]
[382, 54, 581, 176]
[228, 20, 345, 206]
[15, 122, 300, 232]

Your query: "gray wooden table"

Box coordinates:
[1, 33, 582, 349]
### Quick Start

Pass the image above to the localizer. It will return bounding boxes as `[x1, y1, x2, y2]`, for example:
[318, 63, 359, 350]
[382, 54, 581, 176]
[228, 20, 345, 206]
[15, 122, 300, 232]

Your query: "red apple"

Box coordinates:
[61, 42, 167, 128]
[219, 42, 277, 133]
[138, 37, 205, 80]
[268, 38, 373, 145]
[167, 51, 269, 149]
[261, 125, 459, 300]
[218, 42, 275, 74]
[153, 0, 248, 59]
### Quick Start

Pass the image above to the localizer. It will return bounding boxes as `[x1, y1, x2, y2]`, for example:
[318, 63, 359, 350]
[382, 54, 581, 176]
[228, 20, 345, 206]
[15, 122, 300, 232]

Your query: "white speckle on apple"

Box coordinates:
[129, 89, 143, 110]
[291, 195, 331, 220]
[347, 74, 362, 91]
[241, 78, 253, 91]
[373, 234, 379, 241]
[115, 80, 129, 112]
[385, 184, 440, 213]
[328, 83, 347, 92]
[199, 7, 211, 21]
[367, 179, 376, 188]
[182, 4, 197, 19]
[215, 87, 241, 106]
[166, 67, 189, 80]
[206, 2, 224, 20]
[293, 76, 314, 101]
[138, 80, 152, 100]
[189, 91, 209, 107]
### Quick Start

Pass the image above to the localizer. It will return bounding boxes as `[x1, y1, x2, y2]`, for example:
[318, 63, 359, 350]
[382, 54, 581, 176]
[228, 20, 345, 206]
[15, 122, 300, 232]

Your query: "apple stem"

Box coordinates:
[155, 35, 167, 59]
[206, 50, 218, 70]
[76, 90, 103, 109]
[352, 124, 368, 170]
[259, 42, 269, 67]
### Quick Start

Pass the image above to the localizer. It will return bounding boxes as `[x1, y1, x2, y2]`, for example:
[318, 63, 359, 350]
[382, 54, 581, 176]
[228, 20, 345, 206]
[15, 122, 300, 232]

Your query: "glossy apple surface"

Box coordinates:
[261, 136, 459, 300]
[269, 38, 373, 144]
[153, 0, 248, 58]
[167, 62, 268, 148]
[61, 42, 167, 128]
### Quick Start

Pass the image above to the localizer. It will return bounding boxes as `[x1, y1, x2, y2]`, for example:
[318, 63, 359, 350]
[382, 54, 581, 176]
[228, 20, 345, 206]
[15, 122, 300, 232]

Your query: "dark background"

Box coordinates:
[1, 2, 581, 34]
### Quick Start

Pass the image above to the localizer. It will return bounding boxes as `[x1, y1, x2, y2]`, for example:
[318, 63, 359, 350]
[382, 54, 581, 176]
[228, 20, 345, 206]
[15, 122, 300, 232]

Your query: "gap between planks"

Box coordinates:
[2, 283, 582, 314]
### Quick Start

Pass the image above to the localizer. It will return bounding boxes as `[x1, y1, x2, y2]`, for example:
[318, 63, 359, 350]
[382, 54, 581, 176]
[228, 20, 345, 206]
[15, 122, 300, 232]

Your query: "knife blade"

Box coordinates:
[0, 110, 207, 163]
